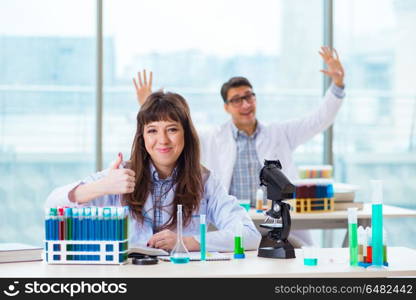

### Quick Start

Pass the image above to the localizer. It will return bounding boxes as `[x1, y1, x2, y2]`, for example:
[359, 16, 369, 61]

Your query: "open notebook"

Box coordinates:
[128, 245, 230, 261]
[128, 245, 169, 256]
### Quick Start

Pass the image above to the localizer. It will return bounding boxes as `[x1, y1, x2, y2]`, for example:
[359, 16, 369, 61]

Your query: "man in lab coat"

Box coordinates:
[133, 46, 345, 246]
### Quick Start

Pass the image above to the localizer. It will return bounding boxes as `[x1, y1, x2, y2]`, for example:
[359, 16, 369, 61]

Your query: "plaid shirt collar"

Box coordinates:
[149, 162, 176, 183]
[230, 120, 262, 140]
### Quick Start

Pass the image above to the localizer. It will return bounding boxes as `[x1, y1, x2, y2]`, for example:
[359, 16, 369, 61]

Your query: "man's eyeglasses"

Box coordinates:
[226, 92, 256, 107]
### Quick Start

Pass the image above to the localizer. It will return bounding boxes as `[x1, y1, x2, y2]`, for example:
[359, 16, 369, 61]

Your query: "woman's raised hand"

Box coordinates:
[100, 153, 136, 195]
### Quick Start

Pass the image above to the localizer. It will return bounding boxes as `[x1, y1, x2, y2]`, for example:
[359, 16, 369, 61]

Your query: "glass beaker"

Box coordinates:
[302, 246, 318, 266]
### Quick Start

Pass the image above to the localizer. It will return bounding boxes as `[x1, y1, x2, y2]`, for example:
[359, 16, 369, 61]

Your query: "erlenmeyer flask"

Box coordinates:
[170, 204, 190, 264]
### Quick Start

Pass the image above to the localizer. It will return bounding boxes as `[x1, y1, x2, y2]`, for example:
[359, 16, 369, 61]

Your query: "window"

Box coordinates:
[102, 0, 324, 166]
[0, 0, 95, 245]
[334, 0, 416, 248]
[1, 0, 413, 249]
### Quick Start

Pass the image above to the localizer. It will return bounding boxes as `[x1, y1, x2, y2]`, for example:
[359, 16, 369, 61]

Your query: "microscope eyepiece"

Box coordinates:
[260, 160, 295, 201]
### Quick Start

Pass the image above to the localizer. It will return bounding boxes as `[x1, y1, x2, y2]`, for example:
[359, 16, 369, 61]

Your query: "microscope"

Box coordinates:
[258, 160, 296, 259]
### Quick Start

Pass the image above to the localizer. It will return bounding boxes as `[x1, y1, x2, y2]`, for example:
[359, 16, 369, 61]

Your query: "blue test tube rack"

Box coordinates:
[290, 180, 335, 213]
[44, 206, 129, 265]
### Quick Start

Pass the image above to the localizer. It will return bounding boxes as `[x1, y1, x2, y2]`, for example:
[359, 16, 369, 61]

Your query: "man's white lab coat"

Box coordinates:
[199, 87, 344, 246]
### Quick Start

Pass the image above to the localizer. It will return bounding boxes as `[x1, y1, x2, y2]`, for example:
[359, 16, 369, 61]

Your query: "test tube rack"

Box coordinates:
[292, 197, 334, 213]
[44, 239, 128, 264]
[44, 206, 129, 265]
[289, 181, 335, 213]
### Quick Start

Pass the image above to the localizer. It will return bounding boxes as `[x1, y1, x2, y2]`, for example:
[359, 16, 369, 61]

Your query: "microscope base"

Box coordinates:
[257, 241, 296, 259]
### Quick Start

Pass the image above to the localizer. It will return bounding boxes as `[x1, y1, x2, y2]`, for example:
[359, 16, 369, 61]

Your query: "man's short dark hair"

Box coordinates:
[220, 76, 253, 103]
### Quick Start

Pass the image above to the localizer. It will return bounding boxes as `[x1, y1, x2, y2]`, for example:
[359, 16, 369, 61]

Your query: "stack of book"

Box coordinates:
[0, 243, 43, 263]
[333, 183, 363, 211]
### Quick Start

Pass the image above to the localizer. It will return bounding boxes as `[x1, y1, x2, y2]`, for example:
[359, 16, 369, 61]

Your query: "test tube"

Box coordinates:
[78, 207, 84, 246]
[72, 208, 79, 259]
[58, 207, 65, 240]
[44, 208, 51, 241]
[90, 207, 97, 251]
[117, 207, 123, 241]
[111, 207, 118, 241]
[65, 208, 73, 259]
[370, 180, 383, 267]
[103, 207, 111, 241]
[233, 221, 245, 259]
[80, 207, 87, 260]
[357, 226, 365, 263]
[200, 214, 206, 261]
[383, 229, 388, 265]
[97, 207, 103, 241]
[50, 208, 58, 241]
[84, 207, 91, 251]
[365, 227, 372, 263]
[256, 189, 263, 212]
[123, 206, 129, 240]
[347, 208, 358, 266]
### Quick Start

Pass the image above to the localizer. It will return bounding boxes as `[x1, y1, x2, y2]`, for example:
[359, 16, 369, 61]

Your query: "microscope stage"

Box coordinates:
[259, 223, 283, 229]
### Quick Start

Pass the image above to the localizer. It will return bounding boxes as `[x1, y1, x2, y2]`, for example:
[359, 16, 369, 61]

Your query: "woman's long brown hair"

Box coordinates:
[123, 91, 204, 229]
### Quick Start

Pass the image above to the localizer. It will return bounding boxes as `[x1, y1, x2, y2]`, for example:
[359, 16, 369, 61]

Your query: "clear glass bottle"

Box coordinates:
[170, 204, 190, 264]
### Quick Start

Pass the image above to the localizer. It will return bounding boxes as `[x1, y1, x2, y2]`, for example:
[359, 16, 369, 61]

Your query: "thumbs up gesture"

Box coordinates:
[100, 153, 136, 195]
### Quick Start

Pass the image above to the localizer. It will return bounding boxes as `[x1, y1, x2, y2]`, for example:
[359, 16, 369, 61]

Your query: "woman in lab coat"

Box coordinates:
[46, 91, 261, 252]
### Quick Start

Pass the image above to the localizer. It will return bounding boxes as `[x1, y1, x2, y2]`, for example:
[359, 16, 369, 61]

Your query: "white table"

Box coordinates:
[2, 247, 416, 278]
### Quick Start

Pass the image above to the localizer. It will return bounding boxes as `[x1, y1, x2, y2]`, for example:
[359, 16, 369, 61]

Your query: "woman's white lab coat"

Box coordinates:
[45, 168, 261, 252]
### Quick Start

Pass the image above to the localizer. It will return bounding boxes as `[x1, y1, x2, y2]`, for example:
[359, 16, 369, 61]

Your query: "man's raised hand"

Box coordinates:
[319, 46, 345, 87]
